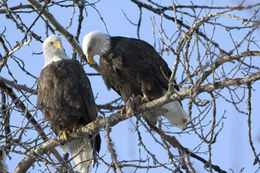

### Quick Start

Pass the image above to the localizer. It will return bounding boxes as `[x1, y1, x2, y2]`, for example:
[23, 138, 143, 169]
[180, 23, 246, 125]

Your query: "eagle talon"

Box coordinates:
[137, 94, 149, 103]
[119, 106, 126, 114]
[71, 125, 81, 133]
[59, 130, 70, 140]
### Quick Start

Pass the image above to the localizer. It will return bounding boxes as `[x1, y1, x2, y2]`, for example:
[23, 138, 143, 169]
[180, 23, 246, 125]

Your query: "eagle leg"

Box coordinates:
[126, 98, 135, 115]
[125, 95, 141, 116]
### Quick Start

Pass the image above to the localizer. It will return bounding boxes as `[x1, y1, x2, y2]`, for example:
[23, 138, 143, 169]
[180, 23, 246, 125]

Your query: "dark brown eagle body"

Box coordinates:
[39, 35, 101, 172]
[37, 60, 101, 169]
[37, 59, 101, 172]
[100, 37, 179, 103]
[82, 31, 188, 129]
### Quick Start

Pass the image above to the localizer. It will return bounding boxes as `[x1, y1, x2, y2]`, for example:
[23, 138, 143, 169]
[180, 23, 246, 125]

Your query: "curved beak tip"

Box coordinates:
[87, 56, 95, 65]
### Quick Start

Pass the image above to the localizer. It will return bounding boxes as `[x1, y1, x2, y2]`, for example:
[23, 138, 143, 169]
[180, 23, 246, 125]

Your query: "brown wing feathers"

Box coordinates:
[100, 37, 177, 102]
[37, 60, 100, 151]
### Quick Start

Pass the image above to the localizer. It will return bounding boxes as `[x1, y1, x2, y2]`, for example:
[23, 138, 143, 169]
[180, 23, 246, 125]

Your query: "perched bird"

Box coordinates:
[37, 35, 101, 172]
[82, 31, 188, 129]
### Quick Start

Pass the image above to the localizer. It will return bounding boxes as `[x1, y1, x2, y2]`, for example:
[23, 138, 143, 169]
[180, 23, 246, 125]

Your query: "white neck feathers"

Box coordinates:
[43, 51, 68, 68]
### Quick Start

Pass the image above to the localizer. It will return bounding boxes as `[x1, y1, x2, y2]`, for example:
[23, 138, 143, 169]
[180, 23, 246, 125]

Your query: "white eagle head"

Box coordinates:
[82, 31, 110, 65]
[42, 35, 68, 68]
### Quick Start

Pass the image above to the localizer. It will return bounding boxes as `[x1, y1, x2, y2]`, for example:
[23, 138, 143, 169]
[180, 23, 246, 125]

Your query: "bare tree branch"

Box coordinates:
[26, 0, 101, 73]
[0, 77, 36, 94]
[0, 79, 64, 167]
[1, 1, 260, 172]
[14, 71, 260, 172]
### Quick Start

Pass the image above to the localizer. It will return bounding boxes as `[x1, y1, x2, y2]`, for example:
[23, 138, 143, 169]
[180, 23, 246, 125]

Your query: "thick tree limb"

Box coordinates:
[14, 72, 260, 173]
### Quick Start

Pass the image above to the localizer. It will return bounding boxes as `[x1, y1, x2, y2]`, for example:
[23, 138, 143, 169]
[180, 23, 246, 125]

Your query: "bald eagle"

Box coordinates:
[37, 35, 101, 172]
[82, 31, 188, 129]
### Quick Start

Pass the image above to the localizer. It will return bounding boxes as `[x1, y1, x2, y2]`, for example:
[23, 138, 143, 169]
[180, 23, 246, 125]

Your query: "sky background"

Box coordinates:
[0, 0, 260, 172]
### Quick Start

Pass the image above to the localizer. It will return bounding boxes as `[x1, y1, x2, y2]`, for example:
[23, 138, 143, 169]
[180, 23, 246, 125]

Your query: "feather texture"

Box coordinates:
[61, 136, 94, 173]
[38, 35, 101, 172]
[163, 101, 188, 130]
[38, 60, 101, 172]
[82, 32, 188, 129]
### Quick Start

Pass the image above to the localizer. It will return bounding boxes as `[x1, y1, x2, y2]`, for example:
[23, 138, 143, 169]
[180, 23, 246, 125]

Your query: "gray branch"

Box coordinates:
[14, 71, 260, 173]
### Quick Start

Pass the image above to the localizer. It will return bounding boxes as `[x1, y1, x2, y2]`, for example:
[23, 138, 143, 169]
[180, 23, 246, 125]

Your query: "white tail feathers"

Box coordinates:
[162, 101, 188, 130]
[61, 136, 94, 173]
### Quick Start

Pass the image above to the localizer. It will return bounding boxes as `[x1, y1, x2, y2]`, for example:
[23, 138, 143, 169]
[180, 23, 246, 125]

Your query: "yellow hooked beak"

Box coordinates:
[54, 40, 62, 50]
[87, 56, 96, 65]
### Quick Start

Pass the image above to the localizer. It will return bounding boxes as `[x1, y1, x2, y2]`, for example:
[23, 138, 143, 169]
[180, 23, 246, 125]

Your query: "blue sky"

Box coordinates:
[1, 0, 260, 172]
